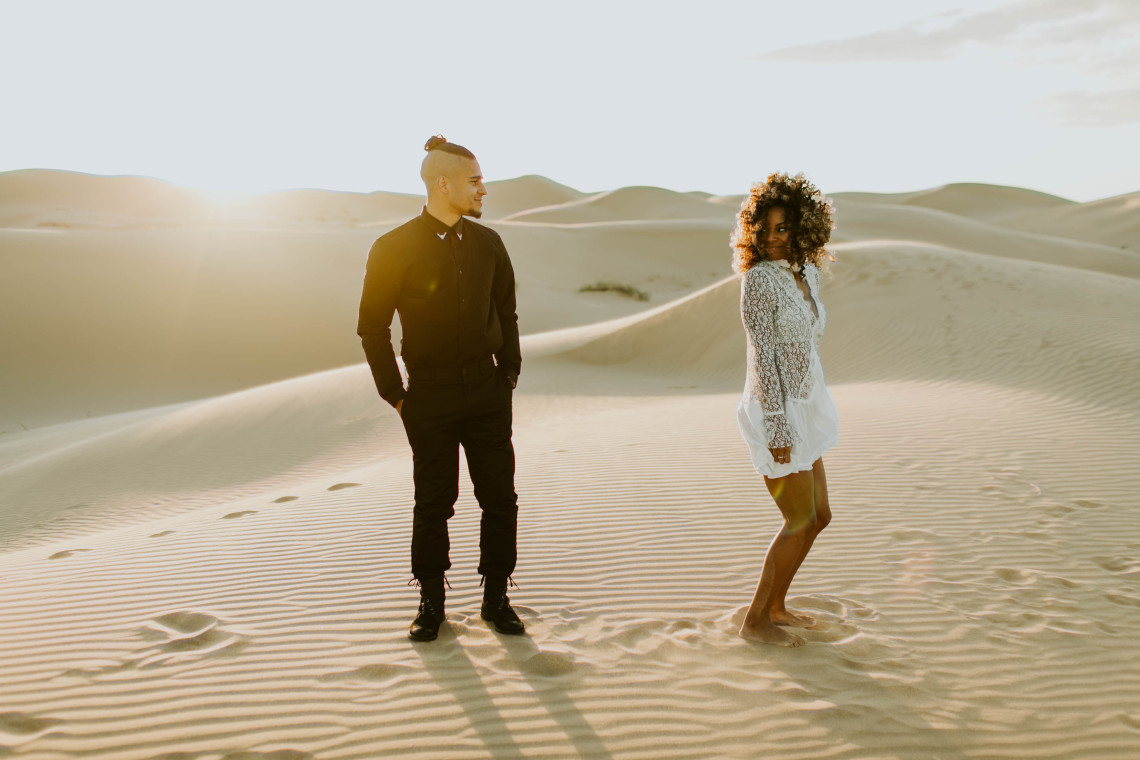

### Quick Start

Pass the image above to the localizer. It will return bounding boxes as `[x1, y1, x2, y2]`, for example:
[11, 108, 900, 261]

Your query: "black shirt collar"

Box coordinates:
[420, 207, 465, 238]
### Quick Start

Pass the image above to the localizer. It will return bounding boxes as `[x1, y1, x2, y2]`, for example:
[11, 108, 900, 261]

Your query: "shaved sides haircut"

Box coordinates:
[421, 134, 477, 188]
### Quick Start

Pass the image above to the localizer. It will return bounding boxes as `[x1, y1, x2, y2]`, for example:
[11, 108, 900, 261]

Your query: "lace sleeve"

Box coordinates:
[741, 269, 794, 449]
[807, 263, 826, 337]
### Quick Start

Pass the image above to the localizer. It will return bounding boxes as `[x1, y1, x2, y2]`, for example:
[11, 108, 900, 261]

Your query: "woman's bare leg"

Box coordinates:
[738, 468, 817, 647]
[770, 458, 831, 628]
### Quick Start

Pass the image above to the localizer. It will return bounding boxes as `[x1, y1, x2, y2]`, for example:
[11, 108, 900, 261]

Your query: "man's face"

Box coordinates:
[444, 158, 486, 219]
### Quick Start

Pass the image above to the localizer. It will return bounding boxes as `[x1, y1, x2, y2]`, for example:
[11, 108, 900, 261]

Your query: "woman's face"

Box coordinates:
[760, 206, 791, 261]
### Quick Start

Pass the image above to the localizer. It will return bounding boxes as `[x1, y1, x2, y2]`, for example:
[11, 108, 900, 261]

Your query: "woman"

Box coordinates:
[732, 172, 838, 647]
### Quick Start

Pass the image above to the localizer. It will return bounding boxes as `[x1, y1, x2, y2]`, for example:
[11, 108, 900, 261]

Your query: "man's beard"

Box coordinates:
[466, 206, 483, 219]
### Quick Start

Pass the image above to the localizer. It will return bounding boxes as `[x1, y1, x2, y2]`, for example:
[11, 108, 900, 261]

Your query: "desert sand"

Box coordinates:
[1, 169, 1138, 759]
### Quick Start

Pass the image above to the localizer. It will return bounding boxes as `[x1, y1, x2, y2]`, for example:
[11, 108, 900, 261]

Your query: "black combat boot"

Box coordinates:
[480, 576, 526, 635]
[408, 577, 446, 641]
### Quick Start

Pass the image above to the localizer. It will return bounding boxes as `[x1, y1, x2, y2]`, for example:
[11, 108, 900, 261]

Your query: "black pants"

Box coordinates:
[402, 361, 517, 581]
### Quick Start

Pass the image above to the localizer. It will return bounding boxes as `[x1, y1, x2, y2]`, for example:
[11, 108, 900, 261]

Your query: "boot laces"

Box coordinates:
[478, 575, 519, 590]
[409, 576, 448, 619]
[407, 575, 452, 590]
[480, 575, 519, 613]
[418, 597, 440, 618]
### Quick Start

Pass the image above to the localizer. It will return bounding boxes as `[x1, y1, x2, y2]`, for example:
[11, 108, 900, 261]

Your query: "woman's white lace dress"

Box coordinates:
[737, 259, 840, 477]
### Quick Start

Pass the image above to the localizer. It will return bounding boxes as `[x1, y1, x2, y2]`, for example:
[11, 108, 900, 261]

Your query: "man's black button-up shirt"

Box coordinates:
[357, 208, 521, 407]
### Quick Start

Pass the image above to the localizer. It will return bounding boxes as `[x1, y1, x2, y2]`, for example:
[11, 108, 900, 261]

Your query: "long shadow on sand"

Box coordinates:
[414, 624, 611, 760]
[497, 631, 613, 760]
[413, 630, 527, 759]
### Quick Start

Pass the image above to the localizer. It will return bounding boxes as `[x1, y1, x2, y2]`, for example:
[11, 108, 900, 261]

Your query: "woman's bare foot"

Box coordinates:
[739, 620, 806, 647]
[770, 608, 818, 629]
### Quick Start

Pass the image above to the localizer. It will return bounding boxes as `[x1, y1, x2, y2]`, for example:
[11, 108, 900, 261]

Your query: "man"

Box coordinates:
[358, 135, 524, 641]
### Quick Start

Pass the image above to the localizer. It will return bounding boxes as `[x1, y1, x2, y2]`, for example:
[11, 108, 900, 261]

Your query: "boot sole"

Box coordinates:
[492, 625, 526, 635]
[481, 613, 526, 635]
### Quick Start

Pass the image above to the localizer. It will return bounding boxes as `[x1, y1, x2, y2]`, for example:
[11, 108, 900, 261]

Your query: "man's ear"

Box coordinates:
[435, 174, 450, 195]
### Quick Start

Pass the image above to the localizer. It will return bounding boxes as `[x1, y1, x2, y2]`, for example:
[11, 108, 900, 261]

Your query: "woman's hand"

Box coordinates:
[769, 446, 791, 465]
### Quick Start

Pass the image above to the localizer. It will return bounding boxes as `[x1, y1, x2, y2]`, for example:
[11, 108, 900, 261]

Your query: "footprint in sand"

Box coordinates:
[1094, 556, 1138, 575]
[222, 510, 258, 520]
[521, 651, 576, 677]
[0, 711, 64, 746]
[61, 661, 135, 681]
[327, 483, 360, 491]
[808, 620, 861, 644]
[1073, 499, 1103, 509]
[273, 496, 299, 503]
[611, 622, 661, 654]
[48, 549, 90, 560]
[152, 612, 220, 634]
[664, 619, 702, 641]
[1093, 620, 1119, 635]
[802, 595, 879, 622]
[890, 528, 934, 543]
[150, 530, 175, 538]
[994, 568, 1035, 585]
[318, 663, 412, 684]
[157, 629, 246, 656]
[1041, 575, 1079, 590]
[1104, 592, 1140, 609]
[821, 626, 909, 664]
[130, 611, 248, 667]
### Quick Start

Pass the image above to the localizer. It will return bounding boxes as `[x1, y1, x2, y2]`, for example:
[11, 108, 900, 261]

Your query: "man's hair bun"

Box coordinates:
[422, 135, 476, 159]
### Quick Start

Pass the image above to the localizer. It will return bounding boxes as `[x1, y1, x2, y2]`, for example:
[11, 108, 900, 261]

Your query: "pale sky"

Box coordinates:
[1, 0, 1137, 201]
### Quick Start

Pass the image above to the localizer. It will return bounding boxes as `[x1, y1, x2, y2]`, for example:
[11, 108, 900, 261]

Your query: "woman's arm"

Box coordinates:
[741, 270, 794, 449]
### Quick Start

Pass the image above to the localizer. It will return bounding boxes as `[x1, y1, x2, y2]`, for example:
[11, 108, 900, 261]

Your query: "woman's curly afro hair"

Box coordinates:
[731, 172, 835, 275]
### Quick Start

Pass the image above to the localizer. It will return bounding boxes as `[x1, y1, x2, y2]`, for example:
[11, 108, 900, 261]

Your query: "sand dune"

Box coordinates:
[0, 226, 378, 428]
[0, 169, 588, 229]
[529, 241, 1140, 405]
[0, 218, 731, 429]
[2, 174, 1139, 759]
[240, 188, 424, 225]
[0, 169, 738, 429]
[8, 235, 1133, 540]
[0, 169, 433, 228]
[996, 190, 1140, 251]
[836, 182, 1073, 220]
[832, 197, 1140, 278]
[0, 169, 213, 228]
[5, 172, 1133, 432]
[502, 185, 736, 223]
[481, 174, 586, 218]
[835, 183, 1139, 251]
